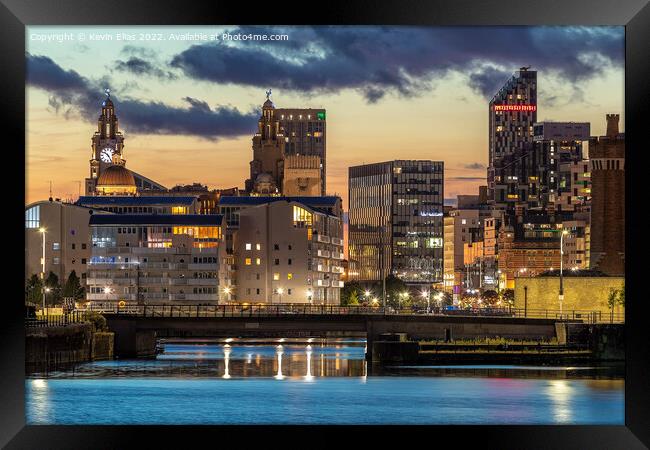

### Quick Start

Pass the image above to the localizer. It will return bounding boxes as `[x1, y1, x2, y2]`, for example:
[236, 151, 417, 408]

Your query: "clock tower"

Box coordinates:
[85, 89, 126, 195]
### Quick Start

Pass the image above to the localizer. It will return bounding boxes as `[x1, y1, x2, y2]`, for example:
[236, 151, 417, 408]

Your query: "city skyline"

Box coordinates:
[25, 25, 624, 206]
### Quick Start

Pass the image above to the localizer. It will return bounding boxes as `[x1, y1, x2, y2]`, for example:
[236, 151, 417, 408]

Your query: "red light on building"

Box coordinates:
[493, 104, 537, 112]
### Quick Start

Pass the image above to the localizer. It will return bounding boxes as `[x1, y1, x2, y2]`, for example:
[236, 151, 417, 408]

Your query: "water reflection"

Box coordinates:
[274, 345, 284, 380]
[304, 345, 313, 381]
[223, 345, 231, 379]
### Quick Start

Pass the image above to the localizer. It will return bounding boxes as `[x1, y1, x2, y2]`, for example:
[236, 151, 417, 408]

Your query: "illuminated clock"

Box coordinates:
[100, 147, 114, 163]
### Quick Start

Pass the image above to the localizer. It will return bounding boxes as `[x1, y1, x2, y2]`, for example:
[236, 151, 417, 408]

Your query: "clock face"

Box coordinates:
[100, 147, 114, 163]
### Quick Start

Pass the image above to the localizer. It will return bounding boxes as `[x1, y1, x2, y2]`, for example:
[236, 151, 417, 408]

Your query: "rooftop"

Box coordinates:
[218, 196, 340, 207]
[89, 214, 223, 226]
[77, 196, 196, 206]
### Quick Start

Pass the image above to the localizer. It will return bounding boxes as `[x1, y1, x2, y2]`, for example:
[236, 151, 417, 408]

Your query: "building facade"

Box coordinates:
[233, 200, 344, 305]
[488, 67, 537, 207]
[348, 160, 444, 285]
[589, 114, 625, 275]
[25, 200, 109, 286]
[85, 214, 227, 307]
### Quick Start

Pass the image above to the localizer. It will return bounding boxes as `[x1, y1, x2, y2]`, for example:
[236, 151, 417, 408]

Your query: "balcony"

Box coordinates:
[316, 264, 330, 273]
[188, 278, 218, 286]
[168, 278, 189, 285]
[330, 266, 344, 274]
[317, 249, 330, 258]
[330, 237, 344, 246]
[331, 280, 345, 288]
[189, 263, 217, 270]
[316, 279, 330, 287]
[331, 252, 344, 260]
[87, 293, 137, 301]
[316, 234, 330, 244]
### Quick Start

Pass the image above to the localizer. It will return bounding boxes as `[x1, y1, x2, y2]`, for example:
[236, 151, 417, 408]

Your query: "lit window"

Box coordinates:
[25, 205, 40, 229]
[287, 273, 293, 280]
[256, 258, 261, 265]
[245, 243, 252, 250]
[52, 242, 60, 251]
[245, 258, 252, 265]
[273, 273, 280, 281]
[256, 243, 261, 250]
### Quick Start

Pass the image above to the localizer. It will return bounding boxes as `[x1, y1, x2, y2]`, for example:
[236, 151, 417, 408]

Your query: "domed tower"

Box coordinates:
[95, 153, 137, 196]
[85, 88, 126, 195]
[245, 90, 286, 195]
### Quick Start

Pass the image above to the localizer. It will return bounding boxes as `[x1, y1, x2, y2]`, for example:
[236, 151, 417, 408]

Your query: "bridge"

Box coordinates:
[101, 304, 593, 361]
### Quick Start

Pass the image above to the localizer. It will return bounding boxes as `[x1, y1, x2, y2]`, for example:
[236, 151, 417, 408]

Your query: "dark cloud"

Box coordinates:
[463, 162, 485, 170]
[27, 53, 257, 140]
[114, 56, 178, 80]
[169, 26, 623, 103]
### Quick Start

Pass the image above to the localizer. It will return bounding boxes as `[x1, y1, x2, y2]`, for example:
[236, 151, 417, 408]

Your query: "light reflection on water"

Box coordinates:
[25, 339, 624, 425]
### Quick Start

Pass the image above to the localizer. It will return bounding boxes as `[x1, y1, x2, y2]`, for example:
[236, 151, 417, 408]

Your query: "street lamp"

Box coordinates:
[277, 287, 284, 304]
[307, 288, 313, 305]
[223, 286, 232, 304]
[421, 290, 430, 313]
[44, 287, 51, 316]
[559, 229, 569, 316]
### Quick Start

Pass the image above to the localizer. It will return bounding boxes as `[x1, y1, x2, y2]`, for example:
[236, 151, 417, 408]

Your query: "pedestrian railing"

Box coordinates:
[25, 310, 92, 328]
[73, 304, 624, 323]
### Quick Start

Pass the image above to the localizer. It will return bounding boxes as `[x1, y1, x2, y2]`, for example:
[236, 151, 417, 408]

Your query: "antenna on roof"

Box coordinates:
[48, 181, 53, 201]
[520, 66, 531, 71]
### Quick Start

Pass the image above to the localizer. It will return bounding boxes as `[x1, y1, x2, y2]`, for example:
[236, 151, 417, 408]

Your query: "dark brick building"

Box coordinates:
[588, 114, 625, 275]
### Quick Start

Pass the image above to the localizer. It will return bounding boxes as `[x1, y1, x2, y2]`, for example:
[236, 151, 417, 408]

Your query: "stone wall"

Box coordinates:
[514, 276, 624, 317]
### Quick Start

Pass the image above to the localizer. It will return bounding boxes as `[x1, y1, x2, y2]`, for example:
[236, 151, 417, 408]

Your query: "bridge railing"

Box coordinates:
[83, 304, 624, 323]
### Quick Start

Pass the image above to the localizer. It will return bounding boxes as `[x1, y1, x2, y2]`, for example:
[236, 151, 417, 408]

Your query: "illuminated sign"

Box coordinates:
[419, 212, 443, 217]
[317, 111, 326, 120]
[493, 104, 537, 112]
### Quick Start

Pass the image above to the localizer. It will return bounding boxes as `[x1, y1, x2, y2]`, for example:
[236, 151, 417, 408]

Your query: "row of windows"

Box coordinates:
[245, 243, 295, 251]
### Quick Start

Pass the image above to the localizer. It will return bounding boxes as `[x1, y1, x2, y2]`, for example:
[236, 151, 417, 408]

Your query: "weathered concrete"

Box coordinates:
[567, 323, 624, 361]
[372, 341, 419, 363]
[91, 332, 114, 361]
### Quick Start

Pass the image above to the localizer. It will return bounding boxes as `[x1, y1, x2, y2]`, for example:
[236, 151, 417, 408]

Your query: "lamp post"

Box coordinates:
[421, 290, 430, 314]
[223, 286, 232, 304]
[559, 229, 569, 316]
[277, 287, 284, 304]
[44, 287, 51, 317]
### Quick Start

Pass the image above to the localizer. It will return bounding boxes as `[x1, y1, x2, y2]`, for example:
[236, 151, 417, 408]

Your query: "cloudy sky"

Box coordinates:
[25, 25, 624, 207]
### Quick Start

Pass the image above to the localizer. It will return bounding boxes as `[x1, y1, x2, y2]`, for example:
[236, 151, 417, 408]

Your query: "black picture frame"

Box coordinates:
[2, 0, 649, 447]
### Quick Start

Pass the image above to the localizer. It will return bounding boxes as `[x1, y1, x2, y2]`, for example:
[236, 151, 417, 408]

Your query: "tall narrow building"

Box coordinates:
[589, 114, 625, 275]
[348, 160, 444, 285]
[488, 67, 537, 211]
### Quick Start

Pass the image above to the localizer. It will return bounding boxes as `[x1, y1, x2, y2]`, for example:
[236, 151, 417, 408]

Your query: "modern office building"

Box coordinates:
[488, 67, 537, 206]
[348, 160, 444, 285]
[233, 200, 344, 305]
[25, 199, 111, 286]
[85, 91, 165, 195]
[85, 214, 228, 307]
[589, 114, 625, 275]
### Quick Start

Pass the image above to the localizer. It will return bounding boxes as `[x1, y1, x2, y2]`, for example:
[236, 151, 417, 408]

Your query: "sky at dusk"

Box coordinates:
[25, 25, 625, 207]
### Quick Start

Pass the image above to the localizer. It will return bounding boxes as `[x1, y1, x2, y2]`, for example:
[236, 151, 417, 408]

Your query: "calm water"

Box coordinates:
[26, 339, 624, 425]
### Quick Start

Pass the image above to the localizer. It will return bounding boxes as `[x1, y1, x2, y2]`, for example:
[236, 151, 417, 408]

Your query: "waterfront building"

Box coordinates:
[233, 200, 344, 305]
[246, 93, 325, 196]
[85, 214, 228, 307]
[25, 199, 111, 286]
[497, 215, 563, 289]
[488, 67, 537, 207]
[85, 91, 165, 195]
[276, 107, 327, 195]
[348, 160, 444, 285]
[589, 114, 625, 275]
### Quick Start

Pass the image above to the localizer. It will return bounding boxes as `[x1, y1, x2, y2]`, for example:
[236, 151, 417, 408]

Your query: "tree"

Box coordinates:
[384, 275, 408, 308]
[25, 274, 43, 304]
[348, 290, 360, 306]
[500, 289, 515, 307]
[44, 271, 63, 306]
[482, 289, 499, 307]
[63, 270, 85, 301]
[340, 280, 362, 306]
[607, 285, 625, 310]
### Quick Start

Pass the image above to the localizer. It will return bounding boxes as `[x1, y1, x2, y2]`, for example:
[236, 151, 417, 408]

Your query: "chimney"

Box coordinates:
[606, 114, 620, 138]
